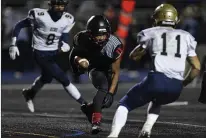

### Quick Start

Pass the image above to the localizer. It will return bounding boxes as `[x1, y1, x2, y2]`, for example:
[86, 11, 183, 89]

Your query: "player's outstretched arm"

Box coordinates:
[183, 56, 201, 87]
[9, 18, 31, 60]
[109, 57, 121, 94]
[129, 44, 146, 62]
[103, 57, 121, 108]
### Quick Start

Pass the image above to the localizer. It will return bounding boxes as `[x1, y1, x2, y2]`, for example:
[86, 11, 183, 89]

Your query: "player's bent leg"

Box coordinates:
[39, 60, 87, 105]
[119, 80, 152, 111]
[108, 81, 152, 138]
[198, 71, 206, 104]
[89, 69, 109, 134]
[107, 106, 129, 138]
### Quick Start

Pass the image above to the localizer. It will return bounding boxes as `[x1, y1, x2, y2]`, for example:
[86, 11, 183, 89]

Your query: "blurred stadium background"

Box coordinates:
[1, 0, 206, 84]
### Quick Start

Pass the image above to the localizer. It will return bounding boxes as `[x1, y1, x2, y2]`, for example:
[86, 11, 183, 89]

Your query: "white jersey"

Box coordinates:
[28, 8, 75, 51]
[137, 26, 197, 80]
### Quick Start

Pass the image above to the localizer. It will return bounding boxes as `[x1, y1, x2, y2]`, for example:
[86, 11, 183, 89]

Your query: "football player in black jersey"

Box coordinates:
[198, 61, 206, 104]
[69, 15, 123, 134]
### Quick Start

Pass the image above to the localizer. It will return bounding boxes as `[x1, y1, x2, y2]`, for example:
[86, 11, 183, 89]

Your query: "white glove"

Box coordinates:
[9, 46, 20, 60]
[61, 41, 70, 52]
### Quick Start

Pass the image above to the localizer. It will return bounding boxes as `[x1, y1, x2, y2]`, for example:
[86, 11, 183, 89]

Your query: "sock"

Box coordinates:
[92, 112, 102, 124]
[147, 101, 161, 114]
[77, 97, 87, 105]
[142, 114, 159, 133]
[108, 106, 128, 137]
[142, 102, 160, 133]
[64, 83, 86, 104]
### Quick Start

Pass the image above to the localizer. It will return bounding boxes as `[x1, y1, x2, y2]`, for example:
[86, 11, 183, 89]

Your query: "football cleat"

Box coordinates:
[22, 89, 35, 113]
[91, 122, 102, 134]
[138, 131, 151, 138]
[81, 103, 93, 123]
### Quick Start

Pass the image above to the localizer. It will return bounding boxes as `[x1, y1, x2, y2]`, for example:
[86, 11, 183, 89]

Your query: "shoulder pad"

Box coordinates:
[177, 29, 193, 36]
[73, 31, 87, 46]
[141, 27, 158, 34]
[32, 8, 46, 16]
[64, 12, 74, 23]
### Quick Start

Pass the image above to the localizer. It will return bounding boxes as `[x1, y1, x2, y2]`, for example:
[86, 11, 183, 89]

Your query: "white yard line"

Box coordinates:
[2, 111, 206, 128]
[164, 101, 188, 106]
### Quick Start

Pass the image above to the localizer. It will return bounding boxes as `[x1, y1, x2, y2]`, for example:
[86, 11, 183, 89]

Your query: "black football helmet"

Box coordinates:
[86, 15, 111, 46]
[48, 0, 68, 14]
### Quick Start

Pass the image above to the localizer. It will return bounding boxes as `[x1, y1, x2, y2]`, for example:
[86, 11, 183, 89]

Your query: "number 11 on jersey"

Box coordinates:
[161, 33, 181, 58]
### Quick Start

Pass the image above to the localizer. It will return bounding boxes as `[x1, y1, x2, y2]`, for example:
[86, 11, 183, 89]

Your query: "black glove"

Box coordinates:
[102, 92, 114, 108]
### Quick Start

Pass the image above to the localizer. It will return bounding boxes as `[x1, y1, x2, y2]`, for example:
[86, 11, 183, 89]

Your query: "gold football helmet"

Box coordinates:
[152, 4, 179, 26]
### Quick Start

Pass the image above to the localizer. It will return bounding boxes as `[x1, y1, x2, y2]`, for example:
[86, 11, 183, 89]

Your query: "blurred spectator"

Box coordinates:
[180, 5, 199, 38]
[75, 0, 103, 30]
[1, 0, 206, 82]
[104, 5, 118, 34]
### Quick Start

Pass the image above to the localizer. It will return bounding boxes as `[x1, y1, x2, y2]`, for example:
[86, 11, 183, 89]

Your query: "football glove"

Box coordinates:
[61, 41, 70, 52]
[102, 92, 114, 108]
[9, 46, 20, 60]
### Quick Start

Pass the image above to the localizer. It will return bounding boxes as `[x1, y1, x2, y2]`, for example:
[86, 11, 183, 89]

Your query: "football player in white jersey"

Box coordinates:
[9, 0, 87, 113]
[108, 4, 200, 138]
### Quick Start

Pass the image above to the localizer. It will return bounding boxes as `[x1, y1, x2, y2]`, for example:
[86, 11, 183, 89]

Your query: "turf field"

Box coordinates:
[2, 83, 206, 138]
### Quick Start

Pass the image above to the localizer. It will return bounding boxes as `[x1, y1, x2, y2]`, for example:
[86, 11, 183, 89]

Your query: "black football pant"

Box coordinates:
[89, 68, 118, 113]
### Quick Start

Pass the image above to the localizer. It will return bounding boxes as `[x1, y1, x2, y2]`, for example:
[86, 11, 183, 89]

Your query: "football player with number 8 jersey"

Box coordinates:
[108, 4, 201, 138]
[9, 0, 87, 113]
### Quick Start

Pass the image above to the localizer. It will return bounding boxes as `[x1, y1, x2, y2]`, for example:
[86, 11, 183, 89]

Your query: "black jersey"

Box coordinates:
[70, 30, 123, 74]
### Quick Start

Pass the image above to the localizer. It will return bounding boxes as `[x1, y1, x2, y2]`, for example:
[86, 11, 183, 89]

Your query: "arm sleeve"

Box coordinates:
[12, 18, 31, 37]
[187, 34, 197, 57]
[60, 33, 69, 43]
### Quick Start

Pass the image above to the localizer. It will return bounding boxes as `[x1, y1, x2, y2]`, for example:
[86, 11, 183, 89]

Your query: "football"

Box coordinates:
[74, 56, 89, 69]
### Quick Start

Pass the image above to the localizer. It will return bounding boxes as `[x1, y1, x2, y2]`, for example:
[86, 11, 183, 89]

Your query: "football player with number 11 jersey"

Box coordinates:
[9, 0, 87, 113]
[108, 4, 201, 138]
